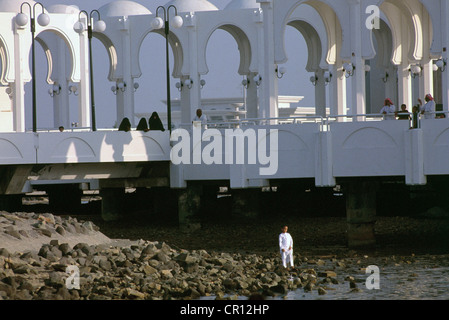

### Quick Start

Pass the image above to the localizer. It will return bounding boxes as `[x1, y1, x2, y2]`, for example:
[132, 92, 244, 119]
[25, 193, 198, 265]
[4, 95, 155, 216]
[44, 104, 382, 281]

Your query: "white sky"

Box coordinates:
[25, 0, 314, 129]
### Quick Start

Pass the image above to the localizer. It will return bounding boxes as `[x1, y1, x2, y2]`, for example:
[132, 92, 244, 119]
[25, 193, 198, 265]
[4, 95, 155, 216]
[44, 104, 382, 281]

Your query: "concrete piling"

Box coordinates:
[345, 181, 378, 248]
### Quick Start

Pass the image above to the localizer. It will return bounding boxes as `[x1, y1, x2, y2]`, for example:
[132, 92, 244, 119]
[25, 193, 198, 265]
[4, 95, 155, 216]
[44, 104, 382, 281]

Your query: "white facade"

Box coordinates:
[1, 0, 448, 133]
[1, 0, 449, 192]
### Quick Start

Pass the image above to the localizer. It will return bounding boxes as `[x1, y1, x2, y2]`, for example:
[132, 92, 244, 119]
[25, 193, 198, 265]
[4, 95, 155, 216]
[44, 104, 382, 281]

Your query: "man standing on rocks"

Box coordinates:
[279, 225, 294, 269]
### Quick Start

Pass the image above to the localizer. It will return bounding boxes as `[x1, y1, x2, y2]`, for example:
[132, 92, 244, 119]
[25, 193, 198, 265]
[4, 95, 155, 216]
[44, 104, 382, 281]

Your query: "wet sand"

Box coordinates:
[75, 213, 449, 258]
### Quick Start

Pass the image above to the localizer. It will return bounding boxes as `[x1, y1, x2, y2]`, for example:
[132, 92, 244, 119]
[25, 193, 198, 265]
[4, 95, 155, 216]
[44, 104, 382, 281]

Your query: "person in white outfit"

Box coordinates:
[418, 94, 436, 120]
[380, 98, 396, 120]
[279, 225, 294, 269]
[192, 108, 207, 129]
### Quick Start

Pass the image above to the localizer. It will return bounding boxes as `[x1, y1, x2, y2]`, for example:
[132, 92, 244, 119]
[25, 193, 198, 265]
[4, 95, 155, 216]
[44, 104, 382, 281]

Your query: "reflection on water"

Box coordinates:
[278, 255, 449, 300]
[201, 255, 449, 300]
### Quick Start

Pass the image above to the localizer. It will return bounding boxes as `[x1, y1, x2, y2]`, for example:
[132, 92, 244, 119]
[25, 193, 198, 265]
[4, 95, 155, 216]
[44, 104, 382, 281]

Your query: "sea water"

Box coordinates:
[201, 254, 449, 300]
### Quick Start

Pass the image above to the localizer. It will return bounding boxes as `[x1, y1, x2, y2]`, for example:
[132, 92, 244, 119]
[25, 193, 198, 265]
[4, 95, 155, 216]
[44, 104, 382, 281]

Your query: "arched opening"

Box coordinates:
[24, 29, 76, 130]
[380, 0, 434, 111]
[366, 19, 397, 114]
[279, 4, 328, 118]
[135, 30, 181, 129]
[90, 32, 117, 129]
[202, 26, 249, 122]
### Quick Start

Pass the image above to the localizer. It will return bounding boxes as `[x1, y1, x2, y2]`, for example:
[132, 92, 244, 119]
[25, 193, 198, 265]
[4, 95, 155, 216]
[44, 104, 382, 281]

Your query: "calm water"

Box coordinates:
[202, 254, 449, 300]
[278, 255, 449, 300]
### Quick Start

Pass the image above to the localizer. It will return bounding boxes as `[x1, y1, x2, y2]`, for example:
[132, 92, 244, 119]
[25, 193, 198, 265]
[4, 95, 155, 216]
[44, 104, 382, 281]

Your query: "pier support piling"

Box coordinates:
[100, 188, 125, 221]
[231, 189, 261, 219]
[47, 184, 82, 213]
[177, 185, 201, 230]
[345, 181, 378, 248]
[0, 194, 22, 212]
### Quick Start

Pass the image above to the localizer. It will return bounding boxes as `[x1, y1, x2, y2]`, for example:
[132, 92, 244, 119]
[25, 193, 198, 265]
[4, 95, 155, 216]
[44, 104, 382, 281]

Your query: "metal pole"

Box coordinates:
[165, 17, 172, 133]
[31, 17, 37, 132]
[88, 21, 96, 131]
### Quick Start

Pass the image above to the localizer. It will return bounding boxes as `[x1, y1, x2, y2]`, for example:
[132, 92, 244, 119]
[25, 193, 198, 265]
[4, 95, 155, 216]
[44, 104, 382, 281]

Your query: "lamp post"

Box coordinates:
[16, 2, 50, 132]
[74, 10, 106, 131]
[152, 5, 183, 133]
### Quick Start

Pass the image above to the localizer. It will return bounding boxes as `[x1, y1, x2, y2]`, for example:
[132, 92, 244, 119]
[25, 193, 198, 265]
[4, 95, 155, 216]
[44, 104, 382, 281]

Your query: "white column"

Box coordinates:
[398, 63, 412, 109]
[397, 12, 413, 110]
[419, 60, 433, 100]
[52, 37, 70, 128]
[186, 13, 201, 125]
[384, 65, 397, 105]
[179, 75, 193, 125]
[328, 63, 346, 119]
[13, 25, 27, 132]
[348, 1, 366, 118]
[258, 0, 278, 120]
[119, 17, 135, 126]
[419, 5, 433, 102]
[315, 69, 326, 117]
[245, 72, 259, 119]
[78, 23, 91, 128]
[115, 81, 125, 124]
[441, 1, 449, 112]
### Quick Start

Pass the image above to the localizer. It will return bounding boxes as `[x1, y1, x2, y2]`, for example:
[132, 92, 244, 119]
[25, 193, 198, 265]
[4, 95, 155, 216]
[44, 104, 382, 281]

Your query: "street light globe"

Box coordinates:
[37, 13, 50, 27]
[15, 13, 29, 27]
[171, 15, 183, 28]
[151, 16, 164, 29]
[412, 65, 421, 74]
[94, 20, 106, 33]
[344, 63, 353, 73]
[436, 59, 445, 69]
[73, 21, 85, 33]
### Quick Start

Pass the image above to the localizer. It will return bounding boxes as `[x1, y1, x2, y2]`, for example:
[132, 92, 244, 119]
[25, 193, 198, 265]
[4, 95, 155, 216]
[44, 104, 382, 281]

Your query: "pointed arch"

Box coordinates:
[380, 0, 433, 64]
[202, 23, 252, 76]
[32, 26, 81, 83]
[286, 20, 323, 73]
[372, 19, 393, 69]
[136, 28, 184, 79]
[274, 0, 342, 67]
[92, 31, 118, 82]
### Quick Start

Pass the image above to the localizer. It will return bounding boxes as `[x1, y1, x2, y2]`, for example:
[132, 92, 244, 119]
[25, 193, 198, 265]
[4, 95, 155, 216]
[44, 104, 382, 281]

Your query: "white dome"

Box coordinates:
[225, 0, 260, 10]
[164, 0, 218, 13]
[0, 0, 37, 12]
[47, 4, 80, 14]
[99, 0, 151, 17]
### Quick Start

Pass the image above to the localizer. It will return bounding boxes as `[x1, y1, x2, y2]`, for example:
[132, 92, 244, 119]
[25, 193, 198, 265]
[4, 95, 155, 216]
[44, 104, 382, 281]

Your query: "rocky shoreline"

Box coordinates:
[1, 211, 449, 300]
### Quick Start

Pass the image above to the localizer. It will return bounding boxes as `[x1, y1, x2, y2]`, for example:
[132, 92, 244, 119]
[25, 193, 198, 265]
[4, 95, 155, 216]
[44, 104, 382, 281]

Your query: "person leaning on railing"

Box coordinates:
[396, 104, 411, 120]
[380, 98, 396, 120]
[418, 94, 436, 119]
